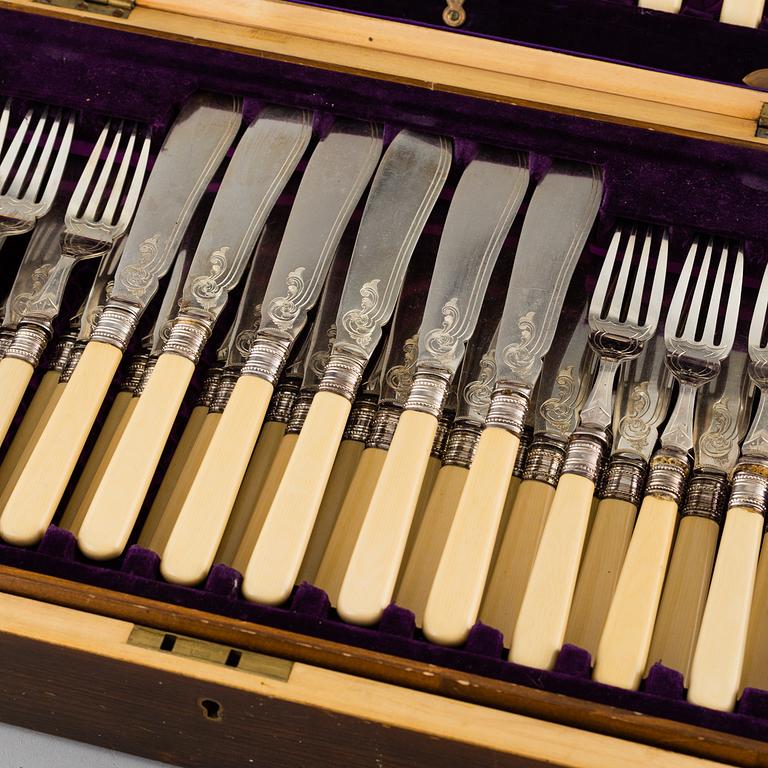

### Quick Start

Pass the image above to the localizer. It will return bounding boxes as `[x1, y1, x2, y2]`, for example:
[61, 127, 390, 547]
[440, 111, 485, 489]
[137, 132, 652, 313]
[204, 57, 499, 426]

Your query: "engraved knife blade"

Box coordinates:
[76, 241, 124, 343]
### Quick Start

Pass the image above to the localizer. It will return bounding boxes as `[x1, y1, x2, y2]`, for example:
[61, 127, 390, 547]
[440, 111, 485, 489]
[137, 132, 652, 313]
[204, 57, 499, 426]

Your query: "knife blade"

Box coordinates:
[421, 160, 603, 646]
[239, 129, 451, 604]
[156, 119, 384, 586]
[0, 92, 243, 547]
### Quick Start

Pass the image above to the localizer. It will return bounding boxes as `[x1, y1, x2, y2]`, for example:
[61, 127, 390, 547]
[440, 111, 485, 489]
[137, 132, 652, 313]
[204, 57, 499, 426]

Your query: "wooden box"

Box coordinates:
[0, 1, 767, 766]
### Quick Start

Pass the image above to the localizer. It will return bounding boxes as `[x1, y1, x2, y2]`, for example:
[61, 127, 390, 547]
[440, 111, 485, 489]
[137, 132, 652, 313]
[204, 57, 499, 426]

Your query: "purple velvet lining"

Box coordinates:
[1, 5, 768, 747]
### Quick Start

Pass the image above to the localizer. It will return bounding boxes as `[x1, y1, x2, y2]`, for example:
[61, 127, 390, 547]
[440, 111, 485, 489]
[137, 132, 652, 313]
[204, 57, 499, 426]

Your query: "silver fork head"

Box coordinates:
[65, 120, 151, 243]
[664, 237, 743, 368]
[589, 223, 668, 348]
[748, 260, 768, 383]
[0, 104, 75, 224]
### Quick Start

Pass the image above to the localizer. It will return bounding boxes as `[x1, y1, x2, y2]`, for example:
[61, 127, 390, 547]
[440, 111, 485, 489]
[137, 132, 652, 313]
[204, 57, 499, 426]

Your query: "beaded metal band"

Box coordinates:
[287, 390, 315, 435]
[729, 462, 768, 517]
[682, 469, 729, 524]
[318, 351, 367, 402]
[266, 380, 300, 424]
[133, 356, 157, 397]
[513, 427, 532, 479]
[0, 328, 15, 359]
[48, 334, 76, 374]
[59, 342, 86, 384]
[366, 403, 402, 450]
[485, 385, 530, 435]
[118, 353, 148, 394]
[600, 452, 648, 506]
[242, 336, 291, 385]
[90, 304, 141, 351]
[196, 367, 223, 409]
[163, 316, 210, 365]
[5, 323, 50, 367]
[430, 411, 453, 460]
[645, 448, 691, 505]
[443, 422, 481, 468]
[522, 436, 566, 486]
[343, 397, 378, 443]
[561, 429, 608, 484]
[209, 368, 237, 414]
[404, 371, 450, 419]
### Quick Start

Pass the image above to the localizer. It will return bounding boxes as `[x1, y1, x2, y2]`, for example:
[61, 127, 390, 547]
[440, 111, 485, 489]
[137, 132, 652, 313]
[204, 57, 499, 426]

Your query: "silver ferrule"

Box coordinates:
[645, 448, 691, 505]
[118, 353, 148, 394]
[319, 350, 367, 402]
[430, 411, 453, 460]
[287, 390, 315, 435]
[90, 303, 141, 351]
[209, 367, 238, 413]
[561, 428, 609, 484]
[682, 469, 729, 524]
[133, 356, 157, 398]
[343, 396, 378, 443]
[522, 435, 567, 487]
[163, 316, 210, 365]
[729, 461, 768, 517]
[366, 403, 402, 450]
[59, 341, 86, 384]
[600, 452, 648, 506]
[242, 335, 291, 385]
[196, 367, 223, 409]
[48, 333, 77, 374]
[405, 370, 450, 419]
[5, 322, 50, 368]
[485, 384, 531, 435]
[266, 380, 300, 424]
[0, 328, 15, 359]
[443, 421, 482, 468]
[514, 427, 532, 479]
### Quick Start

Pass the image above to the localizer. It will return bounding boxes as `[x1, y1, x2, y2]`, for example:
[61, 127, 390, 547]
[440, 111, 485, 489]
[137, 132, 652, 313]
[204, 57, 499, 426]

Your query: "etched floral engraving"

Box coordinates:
[540, 364, 580, 434]
[501, 311, 537, 374]
[12, 264, 55, 318]
[699, 396, 736, 461]
[424, 298, 461, 363]
[341, 279, 381, 349]
[121, 234, 164, 299]
[309, 323, 337, 378]
[385, 335, 418, 403]
[618, 381, 653, 452]
[268, 268, 306, 330]
[464, 351, 497, 414]
[190, 246, 230, 310]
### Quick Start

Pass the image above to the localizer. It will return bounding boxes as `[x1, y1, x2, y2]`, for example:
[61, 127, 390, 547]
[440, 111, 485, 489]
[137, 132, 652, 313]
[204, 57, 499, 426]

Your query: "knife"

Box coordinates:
[564, 334, 670, 659]
[76, 105, 312, 560]
[421, 161, 603, 646]
[653, 351, 750, 685]
[480, 302, 594, 642]
[239, 130, 451, 604]
[0, 93, 243, 547]
[157, 120, 384, 586]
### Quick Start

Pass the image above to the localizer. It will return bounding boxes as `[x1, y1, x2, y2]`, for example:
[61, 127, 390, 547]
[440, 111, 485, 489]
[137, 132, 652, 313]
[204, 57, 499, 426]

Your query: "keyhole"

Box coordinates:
[199, 698, 223, 721]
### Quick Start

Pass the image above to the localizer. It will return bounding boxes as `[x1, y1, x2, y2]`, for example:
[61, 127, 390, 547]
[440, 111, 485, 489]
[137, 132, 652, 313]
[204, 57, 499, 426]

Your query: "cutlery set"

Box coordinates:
[0, 92, 767, 716]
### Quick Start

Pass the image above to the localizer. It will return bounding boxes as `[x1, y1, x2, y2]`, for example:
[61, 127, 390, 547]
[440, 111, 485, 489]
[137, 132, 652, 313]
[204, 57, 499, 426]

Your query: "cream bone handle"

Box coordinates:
[593, 452, 690, 689]
[76, 350, 198, 560]
[0, 340, 123, 546]
[741, 530, 768, 692]
[241, 389, 353, 604]
[689, 466, 768, 711]
[159, 372, 276, 586]
[0, 356, 37, 446]
[720, 0, 765, 27]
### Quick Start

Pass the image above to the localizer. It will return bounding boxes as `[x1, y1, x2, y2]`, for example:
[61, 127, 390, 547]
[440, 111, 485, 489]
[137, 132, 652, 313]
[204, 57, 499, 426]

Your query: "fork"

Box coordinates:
[0, 120, 149, 444]
[511, 225, 667, 670]
[0, 101, 75, 248]
[689, 256, 766, 711]
[594, 237, 743, 690]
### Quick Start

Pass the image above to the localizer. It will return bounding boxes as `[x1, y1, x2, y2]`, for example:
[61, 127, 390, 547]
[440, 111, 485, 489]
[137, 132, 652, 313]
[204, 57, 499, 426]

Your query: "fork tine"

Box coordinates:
[0, 108, 33, 191]
[644, 229, 668, 331]
[83, 121, 122, 222]
[627, 228, 652, 325]
[682, 238, 713, 340]
[591, 227, 622, 318]
[114, 129, 150, 230]
[749, 261, 768, 354]
[665, 238, 698, 341]
[702, 242, 728, 343]
[101, 124, 136, 225]
[6, 106, 49, 198]
[719, 245, 743, 355]
[0, 100, 11, 151]
[607, 226, 636, 321]
[67, 122, 109, 219]
[38, 112, 75, 211]
[24, 108, 62, 202]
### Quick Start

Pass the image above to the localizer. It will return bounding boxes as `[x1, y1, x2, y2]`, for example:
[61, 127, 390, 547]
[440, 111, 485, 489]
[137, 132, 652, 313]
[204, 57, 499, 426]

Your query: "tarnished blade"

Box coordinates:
[257, 121, 383, 345]
[494, 161, 603, 390]
[331, 130, 451, 363]
[144, 242, 189, 356]
[455, 323, 499, 425]
[109, 93, 242, 312]
[414, 148, 528, 380]
[76, 240, 125, 341]
[177, 107, 312, 330]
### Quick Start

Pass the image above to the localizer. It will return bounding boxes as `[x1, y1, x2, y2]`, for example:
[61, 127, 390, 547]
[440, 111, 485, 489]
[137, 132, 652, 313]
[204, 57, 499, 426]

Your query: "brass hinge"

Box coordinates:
[34, 0, 134, 19]
[443, 0, 466, 27]
[757, 103, 768, 138]
[127, 625, 293, 682]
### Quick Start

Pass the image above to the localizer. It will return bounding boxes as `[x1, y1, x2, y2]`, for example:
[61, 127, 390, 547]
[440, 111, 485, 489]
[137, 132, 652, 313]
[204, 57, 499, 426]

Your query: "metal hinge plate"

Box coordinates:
[34, 0, 134, 18]
[128, 625, 293, 682]
[757, 103, 768, 138]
